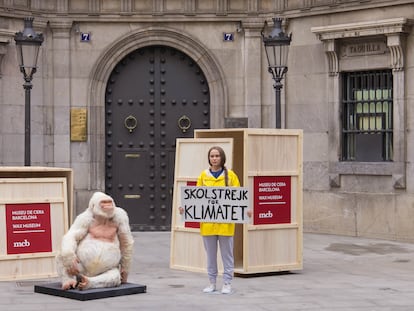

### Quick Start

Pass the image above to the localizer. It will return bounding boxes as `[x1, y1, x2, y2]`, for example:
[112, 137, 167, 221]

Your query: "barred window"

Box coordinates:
[341, 70, 393, 162]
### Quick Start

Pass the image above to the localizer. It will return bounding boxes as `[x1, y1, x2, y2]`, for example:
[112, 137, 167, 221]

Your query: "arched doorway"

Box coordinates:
[104, 45, 210, 230]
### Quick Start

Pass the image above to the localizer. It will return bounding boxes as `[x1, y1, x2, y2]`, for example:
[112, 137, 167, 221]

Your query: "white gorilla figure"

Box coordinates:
[56, 191, 134, 290]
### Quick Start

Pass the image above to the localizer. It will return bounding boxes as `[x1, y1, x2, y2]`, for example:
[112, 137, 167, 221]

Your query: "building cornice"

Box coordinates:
[311, 18, 412, 40]
[0, 0, 413, 20]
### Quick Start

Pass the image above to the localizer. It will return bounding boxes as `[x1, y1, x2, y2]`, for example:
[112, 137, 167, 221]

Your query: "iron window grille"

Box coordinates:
[341, 70, 393, 162]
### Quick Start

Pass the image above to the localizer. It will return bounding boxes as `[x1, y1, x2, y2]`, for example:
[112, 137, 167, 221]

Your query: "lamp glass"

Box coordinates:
[265, 44, 290, 69]
[16, 42, 40, 77]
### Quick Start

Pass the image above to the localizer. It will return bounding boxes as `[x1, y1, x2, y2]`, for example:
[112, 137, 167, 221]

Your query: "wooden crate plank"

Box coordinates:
[247, 228, 300, 267]
[0, 177, 69, 281]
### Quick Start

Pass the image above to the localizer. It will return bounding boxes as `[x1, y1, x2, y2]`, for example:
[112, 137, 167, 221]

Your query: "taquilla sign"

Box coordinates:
[180, 186, 249, 223]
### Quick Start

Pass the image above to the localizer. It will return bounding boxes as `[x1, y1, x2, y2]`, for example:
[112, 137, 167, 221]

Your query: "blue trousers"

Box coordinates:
[202, 235, 234, 284]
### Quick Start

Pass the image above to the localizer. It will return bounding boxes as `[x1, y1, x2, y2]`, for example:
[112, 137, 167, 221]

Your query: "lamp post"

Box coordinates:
[261, 17, 291, 129]
[14, 17, 44, 166]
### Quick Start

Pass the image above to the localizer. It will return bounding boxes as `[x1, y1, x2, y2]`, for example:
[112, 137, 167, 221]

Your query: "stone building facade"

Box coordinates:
[0, 0, 413, 241]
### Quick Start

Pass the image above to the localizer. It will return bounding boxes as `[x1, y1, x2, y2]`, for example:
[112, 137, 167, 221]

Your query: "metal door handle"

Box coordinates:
[178, 115, 191, 133]
[124, 115, 138, 133]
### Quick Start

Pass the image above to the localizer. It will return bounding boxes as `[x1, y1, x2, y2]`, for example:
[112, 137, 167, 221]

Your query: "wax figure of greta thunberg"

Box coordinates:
[180, 146, 250, 294]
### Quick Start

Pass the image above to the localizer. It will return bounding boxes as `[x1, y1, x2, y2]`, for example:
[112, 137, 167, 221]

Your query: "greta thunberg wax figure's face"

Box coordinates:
[209, 149, 222, 171]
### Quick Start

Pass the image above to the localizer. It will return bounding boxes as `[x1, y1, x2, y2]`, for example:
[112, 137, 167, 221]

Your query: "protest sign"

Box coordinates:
[180, 186, 249, 223]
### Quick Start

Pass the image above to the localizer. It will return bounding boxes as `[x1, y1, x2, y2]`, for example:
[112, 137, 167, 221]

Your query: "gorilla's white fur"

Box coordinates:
[56, 192, 134, 290]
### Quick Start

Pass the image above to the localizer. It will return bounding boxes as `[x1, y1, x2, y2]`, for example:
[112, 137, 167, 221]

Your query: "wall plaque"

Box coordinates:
[341, 40, 388, 57]
[224, 117, 248, 128]
[70, 108, 87, 142]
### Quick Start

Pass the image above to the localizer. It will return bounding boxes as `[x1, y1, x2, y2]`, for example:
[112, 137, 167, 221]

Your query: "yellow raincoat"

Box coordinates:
[196, 168, 240, 236]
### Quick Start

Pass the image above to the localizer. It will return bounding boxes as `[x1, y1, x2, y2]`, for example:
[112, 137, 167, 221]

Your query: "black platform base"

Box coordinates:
[34, 282, 147, 301]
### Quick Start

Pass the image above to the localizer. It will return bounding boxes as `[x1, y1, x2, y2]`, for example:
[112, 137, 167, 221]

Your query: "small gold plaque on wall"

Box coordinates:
[70, 108, 87, 142]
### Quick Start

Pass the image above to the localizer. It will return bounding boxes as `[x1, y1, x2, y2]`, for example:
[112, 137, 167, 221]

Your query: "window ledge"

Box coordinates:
[329, 161, 406, 189]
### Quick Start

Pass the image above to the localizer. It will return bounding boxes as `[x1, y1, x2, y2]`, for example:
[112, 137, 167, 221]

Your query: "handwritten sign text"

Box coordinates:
[180, 186, 249, 223]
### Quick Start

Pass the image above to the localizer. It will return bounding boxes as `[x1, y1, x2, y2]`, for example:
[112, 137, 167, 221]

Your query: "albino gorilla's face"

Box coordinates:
[94, 198, 115, 218]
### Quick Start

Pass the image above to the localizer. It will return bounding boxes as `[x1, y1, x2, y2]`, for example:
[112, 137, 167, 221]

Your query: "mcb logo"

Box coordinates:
[258, 210, 273, 219]
[13, 239, 31, 248]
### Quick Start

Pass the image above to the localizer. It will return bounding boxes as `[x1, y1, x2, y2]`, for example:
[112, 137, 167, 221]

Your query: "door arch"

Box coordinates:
[104, 45, 210, 230]
[87, 26, 228, 194]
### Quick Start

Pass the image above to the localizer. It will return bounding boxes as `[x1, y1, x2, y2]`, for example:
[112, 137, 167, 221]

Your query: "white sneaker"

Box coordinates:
[221, 283, 232, 294]
[203, 283, 216, 293]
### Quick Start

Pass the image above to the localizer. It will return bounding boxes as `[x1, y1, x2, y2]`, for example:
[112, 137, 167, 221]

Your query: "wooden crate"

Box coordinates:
[170, 128, 303, 274]
[0, 167, 72, 281]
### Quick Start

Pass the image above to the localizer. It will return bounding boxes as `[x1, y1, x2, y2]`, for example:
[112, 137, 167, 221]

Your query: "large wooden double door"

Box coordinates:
[105, 46, 210, 230]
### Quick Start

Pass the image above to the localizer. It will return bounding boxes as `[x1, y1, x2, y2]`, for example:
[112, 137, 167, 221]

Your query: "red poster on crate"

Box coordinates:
[5, 203, 52, 255]
[253, 176, 291, 225]
[184, 181, 200, 229]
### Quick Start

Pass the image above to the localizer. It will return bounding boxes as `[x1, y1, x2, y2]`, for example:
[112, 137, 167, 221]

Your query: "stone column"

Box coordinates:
[323, 39, 341, 187]
[57, 0, 69, 14]
[387, 33, 406, 188]
[242, 19, 263, 128]
[49, 21, 72, 167]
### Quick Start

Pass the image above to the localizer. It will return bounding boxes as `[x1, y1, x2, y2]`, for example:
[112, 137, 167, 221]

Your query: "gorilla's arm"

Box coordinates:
[115, 208, 134, 282]
[60, 211, 91, 273]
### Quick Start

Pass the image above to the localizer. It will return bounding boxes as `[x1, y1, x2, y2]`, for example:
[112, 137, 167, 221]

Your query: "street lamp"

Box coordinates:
[14, 17, 44, 166]
[261, 17, 291, 129]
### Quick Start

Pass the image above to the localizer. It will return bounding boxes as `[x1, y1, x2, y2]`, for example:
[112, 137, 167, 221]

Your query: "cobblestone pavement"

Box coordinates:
[1, 232, 414, 311]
